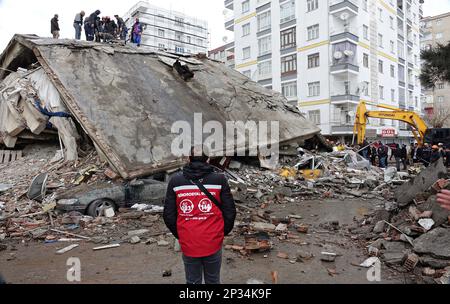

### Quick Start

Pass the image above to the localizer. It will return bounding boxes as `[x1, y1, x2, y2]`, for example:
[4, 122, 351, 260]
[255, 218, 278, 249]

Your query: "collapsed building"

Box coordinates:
[0, 34, 321, 179]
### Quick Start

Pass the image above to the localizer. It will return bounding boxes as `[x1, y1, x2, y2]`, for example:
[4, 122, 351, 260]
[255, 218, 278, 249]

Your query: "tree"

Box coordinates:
[424, 103, 450, 128]
[420, 43, 450, 89]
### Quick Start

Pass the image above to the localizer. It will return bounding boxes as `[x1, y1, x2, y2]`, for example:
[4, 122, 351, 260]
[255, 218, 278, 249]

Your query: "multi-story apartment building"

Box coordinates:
[124, 1, 209, 55]
[421, 12, 450, 120]
[224, 0, 423, 144]
[208, 42, 236, 69]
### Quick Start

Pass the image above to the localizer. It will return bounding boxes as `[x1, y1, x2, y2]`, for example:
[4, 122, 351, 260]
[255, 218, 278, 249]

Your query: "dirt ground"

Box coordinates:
[0, 197, 415, 284]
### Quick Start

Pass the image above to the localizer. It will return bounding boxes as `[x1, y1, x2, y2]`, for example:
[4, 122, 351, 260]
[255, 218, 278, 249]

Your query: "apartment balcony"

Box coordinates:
[331, 124, 355, 134]
[397, 8, 404, 19]
[330, 0, 358, 18]
[331, 94, 360, 105]
[225, 18, 234, 31]
[330, 31, 359, 44]
[224, 0, 233, 10]
[330, 63, 359, 75]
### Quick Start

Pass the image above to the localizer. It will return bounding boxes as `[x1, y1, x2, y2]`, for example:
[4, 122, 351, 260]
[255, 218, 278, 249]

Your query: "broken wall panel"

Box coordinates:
[0, 35, 321, 179]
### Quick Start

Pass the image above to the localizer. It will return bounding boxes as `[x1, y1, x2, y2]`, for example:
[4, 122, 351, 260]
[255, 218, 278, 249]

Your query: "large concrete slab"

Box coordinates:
[0, 35, 320, 179]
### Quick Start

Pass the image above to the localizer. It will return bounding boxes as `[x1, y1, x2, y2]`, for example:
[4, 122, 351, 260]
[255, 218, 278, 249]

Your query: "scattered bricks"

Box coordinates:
[404, 253, 419, 272]
[422, 267, 436, 277]
[296, 224, 309, 234]
[431, 179, 450, 194]
[104, 168, 119, 180]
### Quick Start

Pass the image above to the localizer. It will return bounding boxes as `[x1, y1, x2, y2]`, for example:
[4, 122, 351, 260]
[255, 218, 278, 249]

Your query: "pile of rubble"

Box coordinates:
[353, 159, 450, 284]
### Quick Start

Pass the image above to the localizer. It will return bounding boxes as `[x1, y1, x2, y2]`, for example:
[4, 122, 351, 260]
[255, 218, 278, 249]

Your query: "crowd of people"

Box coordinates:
[50, 10, 144, 46]
[358, 141, 450, 171]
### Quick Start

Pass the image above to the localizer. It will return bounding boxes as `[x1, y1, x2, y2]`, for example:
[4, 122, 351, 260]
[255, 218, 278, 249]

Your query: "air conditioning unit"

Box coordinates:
[344, 50, 354, 57]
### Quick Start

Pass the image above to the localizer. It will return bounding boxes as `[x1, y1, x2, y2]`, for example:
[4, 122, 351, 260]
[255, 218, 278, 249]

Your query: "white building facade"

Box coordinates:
[224, 0, 423, 143]
[125, 1, 209, 55]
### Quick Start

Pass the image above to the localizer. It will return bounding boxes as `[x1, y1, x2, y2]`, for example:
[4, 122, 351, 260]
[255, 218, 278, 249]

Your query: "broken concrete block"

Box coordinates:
[373, 221, 386, 233]
[18, 97, 47, 135]
[130, 236, 141, 244]
[103, 208, 115, 218]
[251, 222, 276, 232]
[157, 240, 169, 247]
[127, 229, 150, 237]
[395, 159, 447, 207]
[320, 252, 337, 262]
[104, 168, 119, 180]
[296, 224, 309, 234]
[422, 267, 436, 277]
[414, 228, 450, 259]
[418, 218, 435, 231]
[275, 223, 288, 232]
[145, 238, 157, 245]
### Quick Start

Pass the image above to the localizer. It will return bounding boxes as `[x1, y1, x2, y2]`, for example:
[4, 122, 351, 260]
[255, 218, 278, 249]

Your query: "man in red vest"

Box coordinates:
[163, 146, 236, 284]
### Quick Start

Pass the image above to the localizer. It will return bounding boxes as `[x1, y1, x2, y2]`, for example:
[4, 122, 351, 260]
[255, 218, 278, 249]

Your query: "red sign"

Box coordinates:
[381, 129, 396, 137]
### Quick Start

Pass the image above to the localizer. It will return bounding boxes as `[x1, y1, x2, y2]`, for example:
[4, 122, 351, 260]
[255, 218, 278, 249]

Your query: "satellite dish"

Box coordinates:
[223, 36, 228, 43]
[344, 50, 354, 57]
[340, 12, 349, 21]
[334, 51, 343, 60]
[348, 111, 355, 117]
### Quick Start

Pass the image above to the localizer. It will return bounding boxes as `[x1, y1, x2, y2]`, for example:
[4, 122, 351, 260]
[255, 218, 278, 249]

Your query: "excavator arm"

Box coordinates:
[354, 102, 428, 146]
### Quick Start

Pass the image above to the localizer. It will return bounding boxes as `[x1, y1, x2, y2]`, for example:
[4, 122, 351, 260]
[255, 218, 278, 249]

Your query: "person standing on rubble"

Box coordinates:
[391, 144, 402, 171]
[421, 143, 432, 167]
[114, 15, 127, 42]
[400, 144, 408, 171]
[163, 146, 236, 284]
[370, 143, 378, 166]
[85, 10, 101, 41]
[377, 142, 388, 168]
[51, 14, 60, 39]
[73, 11, 85, 40]
[430, 145, 442, 164]
[131, 18, 143, 47]
[410, 143, 418, 164]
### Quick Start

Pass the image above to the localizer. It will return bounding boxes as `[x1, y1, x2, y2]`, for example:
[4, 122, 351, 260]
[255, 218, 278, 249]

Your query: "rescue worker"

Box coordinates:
[391, 144, 402, 171]
[421, 143, 432, 167]
[103, 17, 117, 42]
[411, 143, 418, 164]
[377, 142, 388, 168]
[401, 144, 408, 170]
[131, 17, 143, 47]
[430, 145, 442, 164]
[114, 15, 127, 41]
[85, 10, 101, 41]
[163, 146, 236, 284]
[73, 11, 85, 40]
[370, 143, 378, 166]
[51, 14, 60, 39]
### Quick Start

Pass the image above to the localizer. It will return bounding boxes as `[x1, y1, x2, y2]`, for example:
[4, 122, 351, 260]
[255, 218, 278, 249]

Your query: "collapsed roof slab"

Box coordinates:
[0, 35, 321, 179]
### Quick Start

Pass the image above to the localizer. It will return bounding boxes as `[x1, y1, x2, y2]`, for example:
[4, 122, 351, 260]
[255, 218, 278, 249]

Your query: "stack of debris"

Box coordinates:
[354, 159, 450, 284]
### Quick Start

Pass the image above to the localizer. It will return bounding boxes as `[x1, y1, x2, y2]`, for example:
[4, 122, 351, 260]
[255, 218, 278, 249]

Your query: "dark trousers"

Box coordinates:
[182, 249, 222, 284]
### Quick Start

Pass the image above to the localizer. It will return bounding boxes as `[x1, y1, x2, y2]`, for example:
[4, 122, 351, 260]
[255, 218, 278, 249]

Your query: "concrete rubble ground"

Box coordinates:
[0, 35, 449, 284]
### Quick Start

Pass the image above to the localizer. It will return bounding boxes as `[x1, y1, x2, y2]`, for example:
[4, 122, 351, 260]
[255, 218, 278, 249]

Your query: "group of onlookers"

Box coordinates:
[358, 141, 450, 170]
[50, 11, 144, 46]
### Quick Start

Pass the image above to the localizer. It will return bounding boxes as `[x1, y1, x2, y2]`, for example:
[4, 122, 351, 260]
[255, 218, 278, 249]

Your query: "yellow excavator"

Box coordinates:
[353, 101, 440, 147]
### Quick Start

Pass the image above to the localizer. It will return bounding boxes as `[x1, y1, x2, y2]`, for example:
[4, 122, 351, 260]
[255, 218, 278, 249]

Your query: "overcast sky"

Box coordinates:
[0, 0, 450, 53]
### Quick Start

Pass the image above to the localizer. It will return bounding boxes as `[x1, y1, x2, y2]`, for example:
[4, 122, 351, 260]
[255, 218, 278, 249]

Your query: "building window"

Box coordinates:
[378, 34, 383, 48]
[175, 45, 184, 53]
[280, 0, 295, 24]
[390, 40, 395, 54]
[175, 31, 183, 42]
[158, 29, 165, 37]
[308, 110, 321, 125]
[363, 53, 369, 68]
[308, 81, 320, 97]
[362, 81, 369, 96]
[242, 47, 251, 60]
[390, 16, 394, 29]
[158, 43, 165, 49]
[258, 60, 272, 79]
[242, 23, 250, 36]
[391, 89, 395, 101]
[186, 36, 191, 44]
[378, 60, 383, 73]
[363, 0, 368, 11]
[281, 81, 297, 99]
[281, 54, 297, 74]
[390, 64, 395, 78]
[307, 0, 318, 12]
[438, 82, 445, 89]
[258, 36, 271, 56]
[307, 53, 320, 69]
[379, 85, 384, 100]
[257, 11, 271, 32]
[414, 55, 418, 65]
[242, 70, 251, 78]
[197, 39, 203, 46]
[242, 0, 250, 13]
[378, 8, 383, 22]
[363, 25, 369, 40]
[307, 24, 319, 41]
[175, 17, 184, 27]
[280, 27, 296, 49]
[438, 96, 444, 103]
